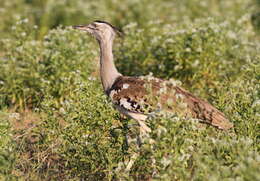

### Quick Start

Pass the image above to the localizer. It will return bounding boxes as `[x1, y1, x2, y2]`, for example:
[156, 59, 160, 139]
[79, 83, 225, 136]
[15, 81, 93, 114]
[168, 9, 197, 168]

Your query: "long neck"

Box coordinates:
[99, 38, 121, 92]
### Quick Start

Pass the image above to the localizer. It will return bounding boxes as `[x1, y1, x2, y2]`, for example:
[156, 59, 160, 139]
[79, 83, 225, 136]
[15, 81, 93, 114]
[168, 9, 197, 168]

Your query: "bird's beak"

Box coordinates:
[73, 24, 93, 33]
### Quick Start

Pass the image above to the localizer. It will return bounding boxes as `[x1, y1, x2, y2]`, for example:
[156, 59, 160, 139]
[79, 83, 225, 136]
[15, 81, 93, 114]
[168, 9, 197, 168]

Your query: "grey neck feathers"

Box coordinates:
[99, 37, 121, 92]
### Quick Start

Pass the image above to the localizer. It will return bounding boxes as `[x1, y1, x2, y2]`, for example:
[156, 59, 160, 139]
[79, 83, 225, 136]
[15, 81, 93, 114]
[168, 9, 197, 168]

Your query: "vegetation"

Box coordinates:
[0, 0, 259, 180]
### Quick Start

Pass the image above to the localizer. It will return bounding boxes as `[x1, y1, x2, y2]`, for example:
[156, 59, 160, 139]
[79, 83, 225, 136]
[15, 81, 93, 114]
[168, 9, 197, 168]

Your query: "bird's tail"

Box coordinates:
[191, 98, 233, 130]
[176, 87, 233, 130]
[204, 107, 233, 130]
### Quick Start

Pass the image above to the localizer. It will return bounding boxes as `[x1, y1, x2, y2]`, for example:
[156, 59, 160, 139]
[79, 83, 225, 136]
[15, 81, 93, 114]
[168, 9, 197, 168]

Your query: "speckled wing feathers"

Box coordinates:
[107, 76, 233, 130]
[107, 76, 152, 113]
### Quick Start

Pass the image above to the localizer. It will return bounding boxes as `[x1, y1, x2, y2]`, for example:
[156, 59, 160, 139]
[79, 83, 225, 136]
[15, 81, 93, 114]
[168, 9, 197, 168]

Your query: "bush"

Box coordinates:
[0, 21, 96, 109]
[0, 111, 16, 180]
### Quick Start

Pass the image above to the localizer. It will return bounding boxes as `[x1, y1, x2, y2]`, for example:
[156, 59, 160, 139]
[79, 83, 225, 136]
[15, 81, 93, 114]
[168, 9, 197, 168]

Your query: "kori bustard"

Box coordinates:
[73, 21, 233, 133]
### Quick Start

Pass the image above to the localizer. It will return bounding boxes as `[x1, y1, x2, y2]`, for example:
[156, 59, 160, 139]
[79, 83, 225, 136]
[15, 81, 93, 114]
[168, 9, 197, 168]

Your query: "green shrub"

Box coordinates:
[0, 111, 16, 180]
[0, 0, 255, 38]
[0, 21, 96, 109]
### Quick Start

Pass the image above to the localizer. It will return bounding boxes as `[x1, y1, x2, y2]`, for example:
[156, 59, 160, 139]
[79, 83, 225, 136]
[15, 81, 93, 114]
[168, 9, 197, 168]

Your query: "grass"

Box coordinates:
[0, 0, 259, 180]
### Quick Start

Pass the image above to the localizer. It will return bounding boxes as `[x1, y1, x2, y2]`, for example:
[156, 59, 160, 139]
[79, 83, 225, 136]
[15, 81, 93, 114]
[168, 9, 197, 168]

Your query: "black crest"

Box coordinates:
[94, 20, 124, 36]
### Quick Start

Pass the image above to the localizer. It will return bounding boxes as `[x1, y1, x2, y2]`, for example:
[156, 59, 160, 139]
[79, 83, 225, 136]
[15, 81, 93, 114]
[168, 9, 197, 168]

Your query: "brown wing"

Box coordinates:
[107, 76, 156, 113]
[108, 76, 233, 130]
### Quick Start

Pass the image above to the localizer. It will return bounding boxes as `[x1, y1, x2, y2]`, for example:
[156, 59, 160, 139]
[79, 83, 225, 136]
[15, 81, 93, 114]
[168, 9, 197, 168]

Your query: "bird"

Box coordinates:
[73, 20, 233, 133]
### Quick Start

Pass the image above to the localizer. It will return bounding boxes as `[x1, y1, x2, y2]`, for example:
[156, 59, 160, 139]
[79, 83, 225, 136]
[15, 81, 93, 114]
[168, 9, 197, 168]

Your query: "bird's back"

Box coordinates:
[107, 76, 233, 130]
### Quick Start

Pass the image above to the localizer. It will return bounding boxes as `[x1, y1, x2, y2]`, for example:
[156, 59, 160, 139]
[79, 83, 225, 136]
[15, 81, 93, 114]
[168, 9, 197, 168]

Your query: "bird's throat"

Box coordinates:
[99, 39, 121, 92]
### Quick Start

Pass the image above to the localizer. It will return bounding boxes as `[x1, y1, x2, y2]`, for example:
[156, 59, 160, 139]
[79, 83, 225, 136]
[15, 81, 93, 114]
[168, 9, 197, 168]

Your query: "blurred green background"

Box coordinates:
[0, 0, 260, 39]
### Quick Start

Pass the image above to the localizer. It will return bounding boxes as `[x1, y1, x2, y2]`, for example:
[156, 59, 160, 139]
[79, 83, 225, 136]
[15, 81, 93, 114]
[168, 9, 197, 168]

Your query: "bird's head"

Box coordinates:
[73, 20, 123, 42]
